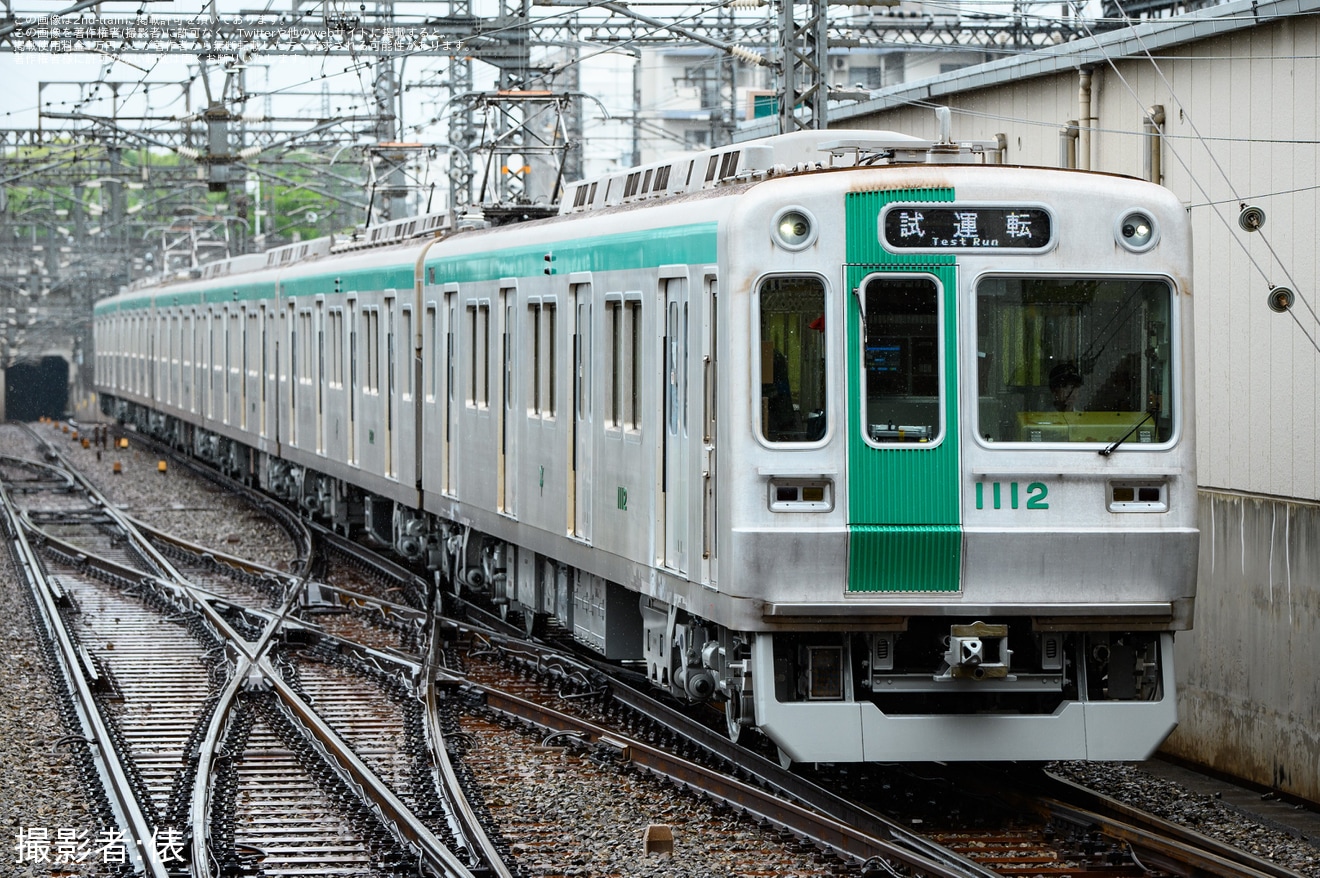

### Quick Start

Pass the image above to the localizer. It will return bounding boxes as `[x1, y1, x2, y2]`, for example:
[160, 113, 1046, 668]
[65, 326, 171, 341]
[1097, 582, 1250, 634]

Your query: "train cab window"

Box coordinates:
[976, 277, 1174, 445]
[758, 276, 827, 443]
[862, 276, 942, 445]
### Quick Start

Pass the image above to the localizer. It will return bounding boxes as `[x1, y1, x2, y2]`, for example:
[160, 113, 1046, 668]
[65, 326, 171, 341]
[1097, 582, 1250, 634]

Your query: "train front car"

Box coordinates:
[721, 135, 1196, 763]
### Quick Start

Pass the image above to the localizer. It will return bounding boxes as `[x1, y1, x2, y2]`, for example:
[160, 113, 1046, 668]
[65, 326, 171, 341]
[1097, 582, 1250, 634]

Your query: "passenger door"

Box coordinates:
[662, 275, 688, 574]
[571, 285, 592, 541]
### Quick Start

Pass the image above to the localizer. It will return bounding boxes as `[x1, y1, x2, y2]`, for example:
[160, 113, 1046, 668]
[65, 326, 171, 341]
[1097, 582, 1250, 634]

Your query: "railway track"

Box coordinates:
[7, 419, 1313, 878]
[0, 426, 501, 878]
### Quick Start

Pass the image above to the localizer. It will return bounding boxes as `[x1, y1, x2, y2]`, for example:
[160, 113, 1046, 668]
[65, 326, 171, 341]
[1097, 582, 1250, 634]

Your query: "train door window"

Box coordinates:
[444, 292, 456, 494]
[603, 295, 641, 432]
[286, 303, 296, 443]
[348, 300, 357, 428]
[528, 299, 556, 419]
[401, 306, 413, 402]
[177, 313, 185, 403]
[189, 312, 198, 413]
[500, 297, 511, 413]
[861, 275, 942, 446]
[545, 302, 556, 416]
[244, 308, 254, 429]
[757, 276, 827, 444]
[467, 301, 491, 407]
[246, 310, 258, 383]
[682, 301, 689, 434]
[666, 301, 681, 436]
[388, 300, 397, 402]
[425, 304, 438, 402]
[627, 298, 641, 431]
[387, 300, 396, 476]
[327, 309, 344, 388]
[363, 308, 379, 394]
[975, 277, 1175, 445]
[298, 309, 314, 384]
[229, 310, 241, 404]
[261, 306, 270, 436]
[210, 310, 222, 418]
[530, 301, 542, 414]
[315, 302, 324, 447]
[606, 297, 623, 429]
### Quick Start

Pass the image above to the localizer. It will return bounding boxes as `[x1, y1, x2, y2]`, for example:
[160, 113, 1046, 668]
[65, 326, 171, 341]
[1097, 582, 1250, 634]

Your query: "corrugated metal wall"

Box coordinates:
[835, 6, 1320, 799]
[845, 12, 1320, 502]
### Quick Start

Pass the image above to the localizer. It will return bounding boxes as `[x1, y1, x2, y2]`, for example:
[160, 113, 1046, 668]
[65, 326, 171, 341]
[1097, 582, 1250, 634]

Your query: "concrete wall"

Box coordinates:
[1167, 491, 1320, 802]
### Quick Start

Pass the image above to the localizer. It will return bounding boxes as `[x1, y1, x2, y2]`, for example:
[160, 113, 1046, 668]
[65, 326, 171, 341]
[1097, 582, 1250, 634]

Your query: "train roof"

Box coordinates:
[103, 124, 1007, 311]
[558, 126, 1002, 216]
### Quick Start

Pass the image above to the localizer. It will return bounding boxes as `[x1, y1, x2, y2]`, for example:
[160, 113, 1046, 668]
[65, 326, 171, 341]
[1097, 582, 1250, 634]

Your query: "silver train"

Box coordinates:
[94, 125, 1197, 764]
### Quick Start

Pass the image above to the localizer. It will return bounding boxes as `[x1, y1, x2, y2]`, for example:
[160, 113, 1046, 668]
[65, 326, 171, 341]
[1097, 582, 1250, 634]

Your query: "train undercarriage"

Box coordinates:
[109, 400, 1176, 763]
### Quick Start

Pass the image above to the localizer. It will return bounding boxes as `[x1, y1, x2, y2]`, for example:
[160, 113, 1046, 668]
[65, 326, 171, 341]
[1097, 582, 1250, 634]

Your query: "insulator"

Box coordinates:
[729, 45, 765, 65]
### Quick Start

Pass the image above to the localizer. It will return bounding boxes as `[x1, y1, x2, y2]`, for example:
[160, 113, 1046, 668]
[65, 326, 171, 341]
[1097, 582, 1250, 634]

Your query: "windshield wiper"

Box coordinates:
[1099, 411, 1155, 457]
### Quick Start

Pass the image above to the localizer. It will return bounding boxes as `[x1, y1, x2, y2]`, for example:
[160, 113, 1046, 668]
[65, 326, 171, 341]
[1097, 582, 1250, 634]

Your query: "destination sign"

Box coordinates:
[882, 206, 1052, 250]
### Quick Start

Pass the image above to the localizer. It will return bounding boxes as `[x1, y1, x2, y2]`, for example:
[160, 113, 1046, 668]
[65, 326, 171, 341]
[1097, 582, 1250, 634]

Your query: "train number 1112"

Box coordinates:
[975, 481, 1049, 510]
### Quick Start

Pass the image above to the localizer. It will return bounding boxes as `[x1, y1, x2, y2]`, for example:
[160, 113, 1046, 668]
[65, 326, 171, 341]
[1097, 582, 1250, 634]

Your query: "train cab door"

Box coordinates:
[842, 191, 965, 594]
[662, 274, 689, 574]
[845, 204, 962, 592]
[571, 283, 592, 541]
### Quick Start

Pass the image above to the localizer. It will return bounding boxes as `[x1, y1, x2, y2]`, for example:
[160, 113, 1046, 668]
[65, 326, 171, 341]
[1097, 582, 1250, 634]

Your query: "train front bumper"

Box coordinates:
[752, 632, 1178, 763]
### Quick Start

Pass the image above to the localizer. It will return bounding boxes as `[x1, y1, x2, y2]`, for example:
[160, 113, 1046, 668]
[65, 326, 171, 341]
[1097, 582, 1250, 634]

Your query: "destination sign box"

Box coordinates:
[882, 206, 1052, 250]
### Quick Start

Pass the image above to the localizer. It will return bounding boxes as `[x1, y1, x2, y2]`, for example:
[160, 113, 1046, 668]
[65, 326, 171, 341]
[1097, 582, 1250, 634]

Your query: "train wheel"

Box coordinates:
[724, 698, 743, 744]
[524, 611, 548, 639]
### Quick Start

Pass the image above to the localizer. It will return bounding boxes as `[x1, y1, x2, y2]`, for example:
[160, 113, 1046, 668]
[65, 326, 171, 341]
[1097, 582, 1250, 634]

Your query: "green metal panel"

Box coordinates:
[424, 223, 718, 284]
[95, 223, 719, 315]
[281, 264, 414, 299]
[846, 188, 962, 593]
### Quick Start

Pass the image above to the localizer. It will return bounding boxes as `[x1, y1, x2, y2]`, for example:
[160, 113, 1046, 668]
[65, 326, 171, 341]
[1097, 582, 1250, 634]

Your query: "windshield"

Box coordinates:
[976, 277, 1174, 445]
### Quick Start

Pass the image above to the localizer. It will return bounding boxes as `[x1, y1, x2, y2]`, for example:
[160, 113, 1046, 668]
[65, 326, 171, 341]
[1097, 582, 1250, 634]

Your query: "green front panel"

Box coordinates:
[846, 189, 962, 593]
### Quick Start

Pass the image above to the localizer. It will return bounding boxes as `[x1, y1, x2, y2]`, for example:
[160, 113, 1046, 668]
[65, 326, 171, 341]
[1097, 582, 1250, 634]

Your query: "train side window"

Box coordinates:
[975, 276, 1174, 445]
[757, 276, 827, 444]
[862, 275, 942, 446]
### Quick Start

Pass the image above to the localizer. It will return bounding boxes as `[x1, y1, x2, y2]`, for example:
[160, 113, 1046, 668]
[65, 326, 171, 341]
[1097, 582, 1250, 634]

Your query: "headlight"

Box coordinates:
[1116, 210, 1158, 252]
[772, 207, 818, 250]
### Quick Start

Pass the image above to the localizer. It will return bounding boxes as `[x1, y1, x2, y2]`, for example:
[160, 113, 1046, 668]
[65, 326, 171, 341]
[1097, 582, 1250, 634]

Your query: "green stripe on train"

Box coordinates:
[845, 188, 962, 593]
[423, 223, 719, 285]
[96, 223, 719, 313]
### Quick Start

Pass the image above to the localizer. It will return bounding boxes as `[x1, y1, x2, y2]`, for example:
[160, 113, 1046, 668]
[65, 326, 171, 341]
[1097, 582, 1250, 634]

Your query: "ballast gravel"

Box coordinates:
[2, 420, 1319, 877]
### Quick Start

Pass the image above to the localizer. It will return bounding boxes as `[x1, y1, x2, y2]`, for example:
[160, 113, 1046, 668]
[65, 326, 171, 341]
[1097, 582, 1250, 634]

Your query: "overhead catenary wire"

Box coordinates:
[1067, 0, 1320, 350]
